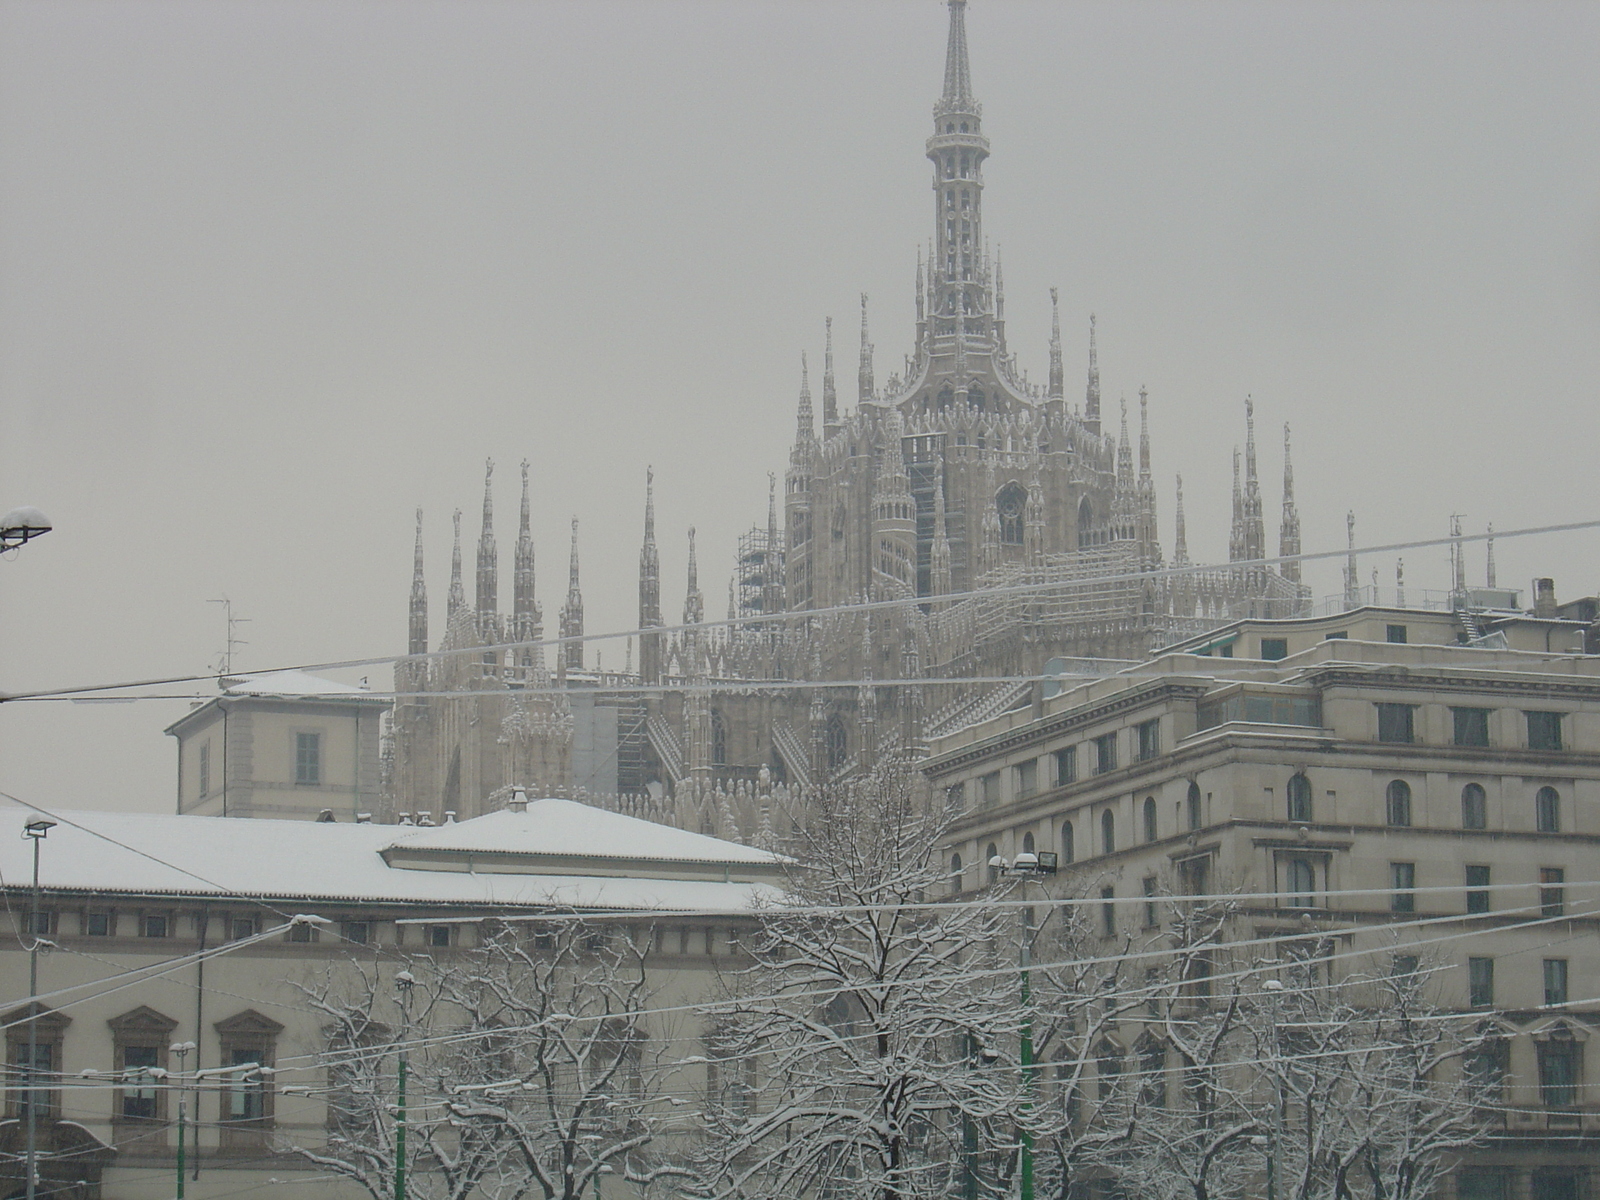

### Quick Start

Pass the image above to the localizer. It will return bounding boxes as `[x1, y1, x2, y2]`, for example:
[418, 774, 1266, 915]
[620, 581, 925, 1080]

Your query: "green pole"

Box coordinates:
[1019, 932, 1034, 1200]
[176, 1086, 186, 1200]
[394, 1056, 407, 1200]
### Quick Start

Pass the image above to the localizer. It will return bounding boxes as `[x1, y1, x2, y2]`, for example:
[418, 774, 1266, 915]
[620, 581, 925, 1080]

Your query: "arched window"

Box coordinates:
[1536, 786, 1560, 833]
[1060, 821, 1075, 864]
[1142, 797, 1158, 843]
[937, 385, 955, 411]
[1137, 1037, 1168, 1108]
[1287, 773, 1312, 823]
[1385, 780, 1412, 827]
[824, 716, 848, 773]
[710, 708, 727, 767]
[1101, 809, 1116, 855]
[1186, 782, 1202, 832]
[1461, 783, 1488, 830]
[1077, 495, 1095, 548]
[986, 842, 1000, 885]
[949, 854, 963, 895]
[996, 482, 1027, 545]
[1022, 831, 1036, 856]
[1095, 1040, 1123, 1100]
[968, 386, 985, 411]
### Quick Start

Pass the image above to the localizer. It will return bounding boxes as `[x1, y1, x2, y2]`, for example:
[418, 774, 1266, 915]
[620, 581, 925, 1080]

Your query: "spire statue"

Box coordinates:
[639, 467, 663, 684]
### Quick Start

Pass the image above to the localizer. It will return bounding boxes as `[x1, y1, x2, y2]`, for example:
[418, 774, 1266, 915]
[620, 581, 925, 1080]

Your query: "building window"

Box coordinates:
[825, 715, 848, 772]
[295, 732, 322, 785]
[1537, 1035, 1580, 1108]
[1021, 832, 1036, 856]
[1286, 773, 1312, 822]
[1135, 719, 1160, 762]
[427, 925, 452, 948]
[1100, 809, 1116, 855]
[140, 913, 170, 939]
[980, 771, 1001, 805]
[1390, 862, 1416, 913]
[1461, 782, 1488, 829]
[996, 482, 1027, 545]
[4, 1005, 68, 1121]
[948, 854, 962, 896]
[1526, 710, 1562, 751]
[945, 782, 965, 812]
[1260, 637, 1288, 661]
[1095, 1039, 1122, 1099]
[1093, 733, 1118, 775]
[216, 1010, 282, 1145]
[1540, 867, 1565, 917]
[1285, 857, 1316, 908]
[1543, 958, 1568, 1006]
[1142, 877, 1158, 928]
[1535, 786, 1560, 833]
[1053, 746, 1077, 787]
[1142, 797, 1157, 843]
[1468, 957, 1494, 1008]
[1386, 624, 1408, 644]
[1456, 1172, 1507, 1200]
[1465, 865, 1490, 914]
[1060, 821, 1074, 864]
[1453, 708, 1490, 747]
[710, 708, 727, 767]
[1178, 855, 1210, 897]
[85, 911, 112, 937]
[110, 1006, 178, 1131]
[986, 843, 1000, 886]
[341, 921, 370, 945]
[1377, 704, 1415, 744]
[1385, 779, 1412, 827]
[1100, 888, 1115, 937]
[1015, 759, 1037, 799]
[1186, 781, 1202, 831]
[288, 922, 317, 944]
[1532, 1171, 1582, 1200]
[199, 740, 211, 797]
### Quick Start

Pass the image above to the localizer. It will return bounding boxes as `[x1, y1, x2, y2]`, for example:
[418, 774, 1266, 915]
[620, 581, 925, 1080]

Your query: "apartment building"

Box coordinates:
[925, 633, 1599, 1200]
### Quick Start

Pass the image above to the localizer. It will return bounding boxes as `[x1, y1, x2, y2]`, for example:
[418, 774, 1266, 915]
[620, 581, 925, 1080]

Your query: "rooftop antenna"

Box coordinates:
[208, 597, 251, 678]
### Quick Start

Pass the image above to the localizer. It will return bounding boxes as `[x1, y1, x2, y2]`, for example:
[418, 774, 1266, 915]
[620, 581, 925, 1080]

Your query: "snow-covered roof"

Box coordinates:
[385, 799, 783, 866]
[222, 669, 381, 698]
[0, 805, 783, 914]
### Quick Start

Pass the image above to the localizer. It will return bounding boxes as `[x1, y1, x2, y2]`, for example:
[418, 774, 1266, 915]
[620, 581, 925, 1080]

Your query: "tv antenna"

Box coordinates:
[209, 596, 251, 677]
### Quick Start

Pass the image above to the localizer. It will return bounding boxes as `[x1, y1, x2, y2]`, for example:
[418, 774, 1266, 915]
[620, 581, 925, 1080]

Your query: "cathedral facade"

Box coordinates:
[385, 1, 1309, 836]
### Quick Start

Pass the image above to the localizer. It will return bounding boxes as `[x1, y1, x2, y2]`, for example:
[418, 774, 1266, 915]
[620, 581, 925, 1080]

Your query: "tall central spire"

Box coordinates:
[927, 0, 989, 326]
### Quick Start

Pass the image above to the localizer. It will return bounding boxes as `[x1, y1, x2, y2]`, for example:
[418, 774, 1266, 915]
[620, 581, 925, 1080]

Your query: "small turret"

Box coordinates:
[476, 458, 499, 648]
[858, 293, 875, 404]
[559, 517, 583, 675]
[796, 350, 815, 446]
[408, 508, 428, 658]
[1047, 287, 1064, 401]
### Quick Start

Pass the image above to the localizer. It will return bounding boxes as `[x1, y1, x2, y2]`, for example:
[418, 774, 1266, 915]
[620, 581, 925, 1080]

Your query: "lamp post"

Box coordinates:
[1262, 978, 1285, 1200]
[22, 813, 55, 1200]
[395, 970, 415, 1200]
[171, 1041, 197, 1199]
[0, 506, 52, 554]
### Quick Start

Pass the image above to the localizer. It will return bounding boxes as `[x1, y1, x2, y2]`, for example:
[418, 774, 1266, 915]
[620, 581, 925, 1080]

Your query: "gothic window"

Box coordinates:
[986, 843, 1000, 885]
[711, 708, 727, 767]
[969, 386, 985, 411]
[1536, 785, 1560, 833]
[996, 482, 1026, 545]
[1461, 782, 1488, 829]
[1077, 495, 1095, 548]
[937, 386, 954, 412]
[1022, 831, 1035, 855]
[1060, 821, 1074, 864]
[959, 151, 970, 177]
[824, 715, 848, 774]
[832, 503, 847, 543]
[1187, 781, 1202, 831]
[959, 121, 968, 133]
[1142, 796, 1157, 843]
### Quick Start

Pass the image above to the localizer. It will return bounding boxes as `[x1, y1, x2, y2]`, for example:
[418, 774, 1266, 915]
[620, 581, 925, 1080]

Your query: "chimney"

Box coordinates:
[507, 787, 529, 814]
[1534, 578, 1558, 619]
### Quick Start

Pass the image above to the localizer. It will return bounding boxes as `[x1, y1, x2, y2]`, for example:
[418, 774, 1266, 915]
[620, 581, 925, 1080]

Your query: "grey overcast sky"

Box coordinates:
[1, 0, 1597, 815]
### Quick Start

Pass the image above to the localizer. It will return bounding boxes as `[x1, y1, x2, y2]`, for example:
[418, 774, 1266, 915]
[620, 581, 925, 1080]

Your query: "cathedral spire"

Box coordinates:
[1244, 397, 1259, 492]
[513, 461, 541, 675]
[1047, 287, 1064, 400]
[993, 249, 1006, 350]
[639, 467, 662, 684]
[1279, 423, 1302, 586]
[684, 526, 703, 626]
[476, 458, 498, 642]
[764, 471, 784, 619]
[940, 0, 974, 108]
[1228, 448, 1243, 564]
[1174, 476, 1189, 565]
[409, 507, 428, 657]
[1138, 388, 1151, 481]
[858, 293, 874, 403]
[1486, 522, 1497, 588]
[1344, 510, 1359, 606]
[447, 508, 466, 618]
[1085, 314, 1101, 435]
[797, 349, 816, 445]
[559, 516, 583, 674]
[1239, 398, 1265, 580]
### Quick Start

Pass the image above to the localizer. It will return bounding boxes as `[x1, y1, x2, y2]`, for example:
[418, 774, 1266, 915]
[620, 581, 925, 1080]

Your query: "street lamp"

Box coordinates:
[22, 813, 56, 1200]
[1, 506, 52, 554]
[170, 1041, 197, 1199]
[1261, 977, 1285, 1200]
[394, 970, 415, 1200]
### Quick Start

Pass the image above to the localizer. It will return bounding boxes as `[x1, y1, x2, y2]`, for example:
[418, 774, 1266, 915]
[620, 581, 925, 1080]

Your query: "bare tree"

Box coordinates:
[698, 760, 1023, 1200]
[290, 918, 688, 1200]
